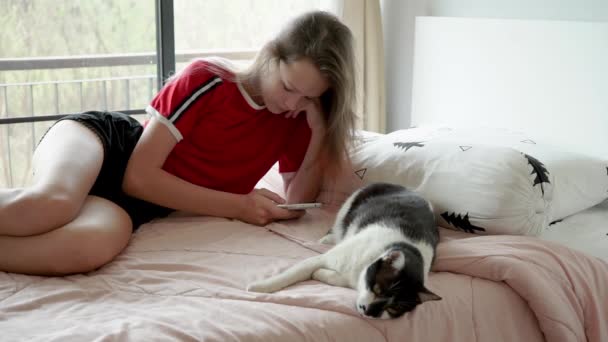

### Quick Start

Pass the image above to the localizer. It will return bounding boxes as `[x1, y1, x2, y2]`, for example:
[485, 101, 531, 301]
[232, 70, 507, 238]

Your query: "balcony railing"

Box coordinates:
[0, 49, 256, 187]
[1, 75, 156, 124]
[0, 49, 256, 122]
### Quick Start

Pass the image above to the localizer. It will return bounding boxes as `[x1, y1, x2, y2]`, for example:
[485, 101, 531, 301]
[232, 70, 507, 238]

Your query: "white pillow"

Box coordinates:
[319, 127, 608, 236]
[422, 126, 608, 221]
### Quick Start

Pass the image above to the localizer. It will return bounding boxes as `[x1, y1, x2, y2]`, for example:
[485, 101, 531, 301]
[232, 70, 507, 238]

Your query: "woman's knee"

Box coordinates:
[35, 189, 84, 223]
[2, 188, 83, 236]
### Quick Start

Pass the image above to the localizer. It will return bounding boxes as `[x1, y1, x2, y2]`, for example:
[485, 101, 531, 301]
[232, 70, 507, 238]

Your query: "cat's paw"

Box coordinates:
[319, 233, 335, 244]
[246, 281, 273, 293]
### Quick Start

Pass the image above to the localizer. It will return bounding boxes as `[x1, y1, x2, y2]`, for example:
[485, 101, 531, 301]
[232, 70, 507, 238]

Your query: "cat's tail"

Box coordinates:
[247, 255, 325, 293]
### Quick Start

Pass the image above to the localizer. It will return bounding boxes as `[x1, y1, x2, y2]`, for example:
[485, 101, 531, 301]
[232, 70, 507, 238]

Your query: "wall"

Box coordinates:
[411, 17, 608, 158]
[380, 0, 608, 132]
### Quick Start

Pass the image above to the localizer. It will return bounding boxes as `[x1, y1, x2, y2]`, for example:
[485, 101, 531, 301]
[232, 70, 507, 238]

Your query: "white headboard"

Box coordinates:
[411, 17, 608, 159]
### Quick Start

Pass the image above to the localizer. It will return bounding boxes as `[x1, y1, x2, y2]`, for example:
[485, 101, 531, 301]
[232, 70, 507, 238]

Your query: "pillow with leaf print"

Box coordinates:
[319, 126, 608, 236]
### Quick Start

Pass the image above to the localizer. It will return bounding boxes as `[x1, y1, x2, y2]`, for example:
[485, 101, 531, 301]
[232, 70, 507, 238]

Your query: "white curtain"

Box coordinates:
[330, 0, 386, 133]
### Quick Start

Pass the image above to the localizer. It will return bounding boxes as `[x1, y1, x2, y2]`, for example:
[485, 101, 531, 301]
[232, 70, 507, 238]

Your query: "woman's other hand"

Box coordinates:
[285, 98, 326, 134]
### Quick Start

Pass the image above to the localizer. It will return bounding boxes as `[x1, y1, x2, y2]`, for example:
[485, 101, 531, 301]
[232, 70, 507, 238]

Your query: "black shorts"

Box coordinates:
[44, 111, 172, 230]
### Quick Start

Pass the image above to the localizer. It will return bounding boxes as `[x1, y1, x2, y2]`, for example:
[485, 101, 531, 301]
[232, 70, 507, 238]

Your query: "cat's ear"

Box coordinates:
[382, 250, 405, 270]
[418, 287, 442, 303]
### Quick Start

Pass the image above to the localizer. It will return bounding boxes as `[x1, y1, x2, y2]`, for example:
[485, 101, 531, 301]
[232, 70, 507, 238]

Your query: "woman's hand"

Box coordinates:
[285, 98, 326, 134]
[237, 188, 305, 226]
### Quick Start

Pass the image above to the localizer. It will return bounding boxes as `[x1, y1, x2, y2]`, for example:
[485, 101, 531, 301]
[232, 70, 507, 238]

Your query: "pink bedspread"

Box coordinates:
[436, 231, 608, 342]
[1, 208, 607, 341]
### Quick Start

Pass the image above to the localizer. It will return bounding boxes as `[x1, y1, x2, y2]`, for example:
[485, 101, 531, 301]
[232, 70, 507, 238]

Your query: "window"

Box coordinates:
[173, 0, 324, 69]
[1, 0, 157, 187]
[1, 1, 157, 116]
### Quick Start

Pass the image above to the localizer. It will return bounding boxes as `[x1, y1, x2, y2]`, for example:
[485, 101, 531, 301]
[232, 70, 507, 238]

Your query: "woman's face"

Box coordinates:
[260, 58, 329, 115]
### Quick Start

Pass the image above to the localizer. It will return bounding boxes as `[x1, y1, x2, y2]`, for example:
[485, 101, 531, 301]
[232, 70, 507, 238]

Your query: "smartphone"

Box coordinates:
[277, 202, 322, 210]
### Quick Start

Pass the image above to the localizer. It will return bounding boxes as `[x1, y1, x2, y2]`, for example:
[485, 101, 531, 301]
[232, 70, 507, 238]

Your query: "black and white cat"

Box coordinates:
[247, 182, 441, 319]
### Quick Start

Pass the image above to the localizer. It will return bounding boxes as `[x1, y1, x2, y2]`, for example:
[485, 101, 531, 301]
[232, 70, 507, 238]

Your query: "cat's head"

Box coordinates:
[356, 247, 441, 319]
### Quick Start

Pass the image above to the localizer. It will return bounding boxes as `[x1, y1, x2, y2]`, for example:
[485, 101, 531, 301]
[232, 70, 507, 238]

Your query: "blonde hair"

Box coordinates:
[186, 11, 357, 173]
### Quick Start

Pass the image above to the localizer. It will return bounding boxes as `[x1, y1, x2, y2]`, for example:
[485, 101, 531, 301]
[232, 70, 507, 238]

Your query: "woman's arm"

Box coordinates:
[123, 118, 302, 225]
[283, 99, 328, 203]
[283, 129, 326, 203]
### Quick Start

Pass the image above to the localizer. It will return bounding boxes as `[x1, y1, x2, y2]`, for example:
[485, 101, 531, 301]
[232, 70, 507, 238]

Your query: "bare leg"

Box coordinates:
[0, 120, 103, 236]
[0, 195, 132, 275]
[0, 120, 133, 275]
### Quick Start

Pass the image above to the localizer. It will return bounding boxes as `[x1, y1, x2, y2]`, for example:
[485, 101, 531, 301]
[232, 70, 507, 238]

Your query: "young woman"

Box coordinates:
[0, 10, 357, 275]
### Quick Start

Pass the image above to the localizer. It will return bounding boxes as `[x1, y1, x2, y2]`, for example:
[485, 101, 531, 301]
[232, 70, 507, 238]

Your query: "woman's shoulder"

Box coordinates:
[183, 58, 235, 80]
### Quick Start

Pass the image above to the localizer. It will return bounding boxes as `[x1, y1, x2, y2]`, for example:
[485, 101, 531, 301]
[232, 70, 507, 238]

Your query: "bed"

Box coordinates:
[2, 16, 608, 342]
[1, 162, 607, 341]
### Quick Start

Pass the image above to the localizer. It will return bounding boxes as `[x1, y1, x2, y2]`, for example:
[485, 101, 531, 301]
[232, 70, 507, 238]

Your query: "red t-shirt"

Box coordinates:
[145, 60, 311, 194]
